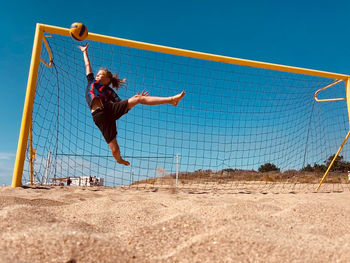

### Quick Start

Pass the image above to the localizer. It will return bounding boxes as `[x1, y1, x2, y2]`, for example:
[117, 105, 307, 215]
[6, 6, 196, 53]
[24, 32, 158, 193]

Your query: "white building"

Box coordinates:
[69, 176, 104, 186]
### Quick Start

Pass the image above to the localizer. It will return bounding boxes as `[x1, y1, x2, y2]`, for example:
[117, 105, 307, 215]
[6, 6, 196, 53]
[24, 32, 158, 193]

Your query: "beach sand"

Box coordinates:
[1, 185, 350, 262]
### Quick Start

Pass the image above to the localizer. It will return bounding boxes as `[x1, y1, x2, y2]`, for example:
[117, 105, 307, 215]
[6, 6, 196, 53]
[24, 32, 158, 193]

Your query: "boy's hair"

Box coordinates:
[99, 67, 126, 90]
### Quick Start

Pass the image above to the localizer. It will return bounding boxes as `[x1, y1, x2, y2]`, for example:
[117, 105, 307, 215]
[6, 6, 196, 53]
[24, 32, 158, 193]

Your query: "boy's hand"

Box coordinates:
[78, 43, 89, 53]
[136, 90, 149, 96]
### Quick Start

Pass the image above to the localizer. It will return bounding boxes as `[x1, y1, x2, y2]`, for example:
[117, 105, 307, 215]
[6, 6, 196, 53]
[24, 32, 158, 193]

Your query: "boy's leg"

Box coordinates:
[108, 138, 130, 166]
[128, 91, 185, 110]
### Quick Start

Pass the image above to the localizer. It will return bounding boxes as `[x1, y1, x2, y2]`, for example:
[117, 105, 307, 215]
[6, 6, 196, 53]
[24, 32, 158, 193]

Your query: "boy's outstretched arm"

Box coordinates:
[79, 43, 92, 75]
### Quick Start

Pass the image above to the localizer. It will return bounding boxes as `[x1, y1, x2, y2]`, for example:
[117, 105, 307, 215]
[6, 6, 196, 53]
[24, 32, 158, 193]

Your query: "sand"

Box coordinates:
[1, 185, 350, 263]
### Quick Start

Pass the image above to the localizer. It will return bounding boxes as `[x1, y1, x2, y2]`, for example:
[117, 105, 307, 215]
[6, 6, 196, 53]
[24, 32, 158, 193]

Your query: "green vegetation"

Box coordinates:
[258, 163, 280, 173]
[301, 155, 350, 173]
[132, 155, 350, 186]
[258, 155, 350, 173]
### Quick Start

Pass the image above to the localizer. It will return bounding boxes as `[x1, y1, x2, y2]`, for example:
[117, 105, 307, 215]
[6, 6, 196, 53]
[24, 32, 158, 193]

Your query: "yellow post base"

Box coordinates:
[316, 130, 350, 191]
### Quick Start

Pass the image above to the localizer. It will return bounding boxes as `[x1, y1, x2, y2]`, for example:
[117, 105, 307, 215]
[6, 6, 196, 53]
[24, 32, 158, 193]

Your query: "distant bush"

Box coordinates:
[313, 164, 327, 173]
[258, 163, 280, 173]
[301, 154, 350, 173]
[300, 164, 314, 172]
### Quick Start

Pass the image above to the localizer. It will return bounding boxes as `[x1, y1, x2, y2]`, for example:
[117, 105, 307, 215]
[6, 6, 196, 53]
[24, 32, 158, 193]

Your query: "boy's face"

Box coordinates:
[96, 70, 110, 85]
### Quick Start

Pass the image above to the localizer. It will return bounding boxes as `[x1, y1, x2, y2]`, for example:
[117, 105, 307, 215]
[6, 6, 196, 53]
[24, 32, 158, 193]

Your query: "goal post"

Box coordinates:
[12, 23, 350, 190]
[12, 24, 44, 187]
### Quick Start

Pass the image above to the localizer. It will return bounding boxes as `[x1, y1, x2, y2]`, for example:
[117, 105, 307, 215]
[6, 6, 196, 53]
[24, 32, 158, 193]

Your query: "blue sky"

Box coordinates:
[2, 0, 350, 185]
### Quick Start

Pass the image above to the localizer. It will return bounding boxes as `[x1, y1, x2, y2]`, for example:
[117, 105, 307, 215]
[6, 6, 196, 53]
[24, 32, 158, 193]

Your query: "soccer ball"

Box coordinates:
[70, 22, 88, 41]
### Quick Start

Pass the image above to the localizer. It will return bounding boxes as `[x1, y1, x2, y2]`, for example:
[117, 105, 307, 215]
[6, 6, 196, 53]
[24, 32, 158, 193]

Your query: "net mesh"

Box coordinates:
[22, 33, 350, 192]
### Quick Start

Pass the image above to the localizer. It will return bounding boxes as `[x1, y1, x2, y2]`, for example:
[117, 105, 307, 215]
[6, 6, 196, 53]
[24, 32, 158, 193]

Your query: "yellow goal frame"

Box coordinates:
[12, 23, 350, 189]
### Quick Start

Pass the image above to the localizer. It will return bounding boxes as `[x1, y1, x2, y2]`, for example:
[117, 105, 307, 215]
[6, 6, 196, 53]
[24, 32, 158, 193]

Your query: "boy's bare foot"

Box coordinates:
[171, 91, 186, 106]
[117, 159, 130, 166]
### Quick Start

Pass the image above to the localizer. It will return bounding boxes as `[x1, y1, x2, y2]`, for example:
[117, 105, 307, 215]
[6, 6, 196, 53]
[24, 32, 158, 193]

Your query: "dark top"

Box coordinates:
[85, 73, 121, 109]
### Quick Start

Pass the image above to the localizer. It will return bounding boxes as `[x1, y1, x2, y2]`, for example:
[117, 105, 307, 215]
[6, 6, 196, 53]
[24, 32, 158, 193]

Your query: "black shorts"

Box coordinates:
[92, 100, 129, 143]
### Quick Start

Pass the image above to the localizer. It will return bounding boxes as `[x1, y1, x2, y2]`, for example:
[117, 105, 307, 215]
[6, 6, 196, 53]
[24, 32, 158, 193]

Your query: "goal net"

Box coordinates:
[14, 24, 350, 192]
